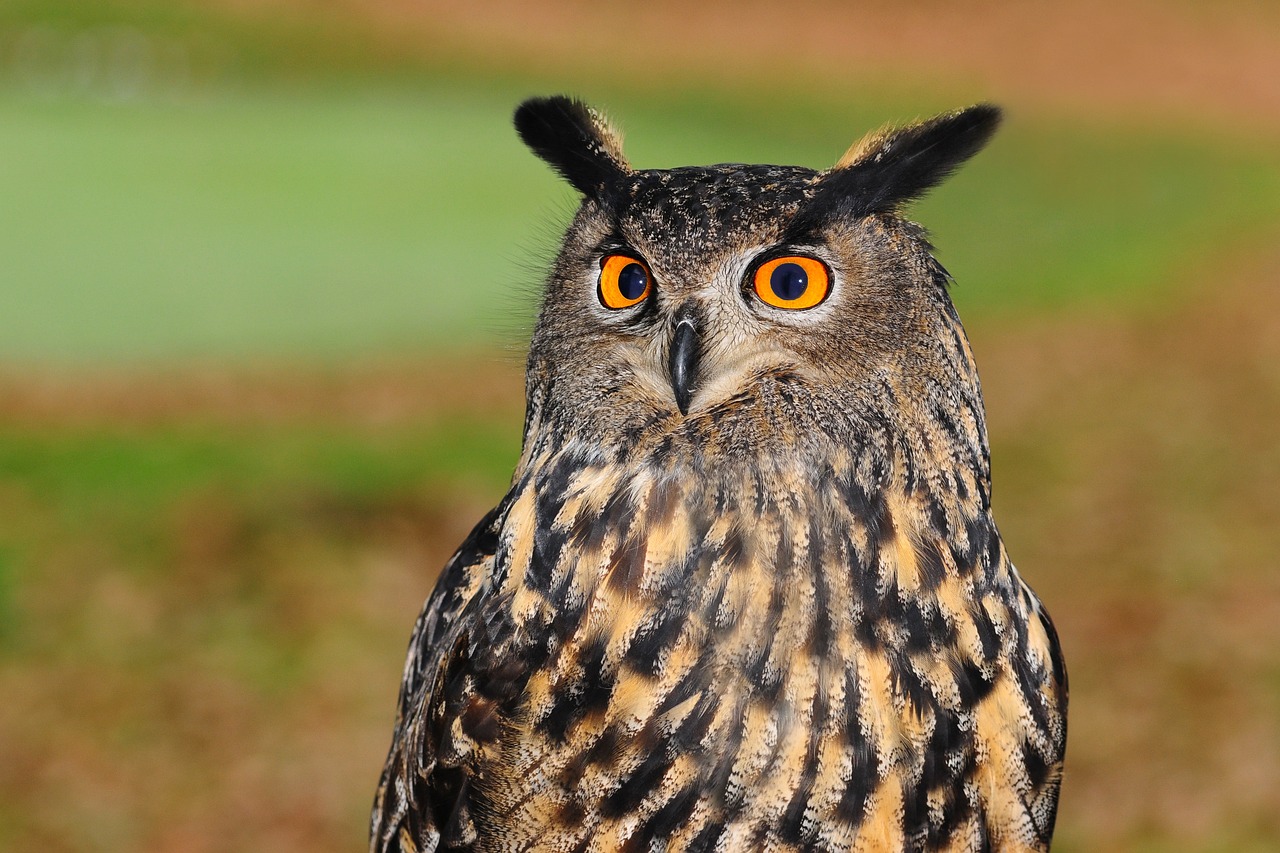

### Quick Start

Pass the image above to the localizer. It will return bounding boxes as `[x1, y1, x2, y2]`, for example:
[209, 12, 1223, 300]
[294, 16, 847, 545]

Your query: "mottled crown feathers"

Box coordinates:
[514, 96, 630, 198]
[514, 96, 1000, 220]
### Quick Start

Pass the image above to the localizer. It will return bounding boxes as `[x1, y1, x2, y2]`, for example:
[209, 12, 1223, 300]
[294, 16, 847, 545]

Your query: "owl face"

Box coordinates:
[516, 98, 999, 449]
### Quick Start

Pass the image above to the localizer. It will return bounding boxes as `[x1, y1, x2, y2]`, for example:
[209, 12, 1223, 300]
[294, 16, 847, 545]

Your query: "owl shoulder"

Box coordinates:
[370, 498, 515, 852]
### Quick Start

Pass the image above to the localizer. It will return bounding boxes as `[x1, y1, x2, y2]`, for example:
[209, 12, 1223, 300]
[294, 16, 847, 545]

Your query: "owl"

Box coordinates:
[370, 96, 1067, 852]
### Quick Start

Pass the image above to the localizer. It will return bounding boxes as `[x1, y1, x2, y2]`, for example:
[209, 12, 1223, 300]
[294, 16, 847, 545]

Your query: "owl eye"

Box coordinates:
[598, 254, 652, 309]
[752, 256, 830, 310]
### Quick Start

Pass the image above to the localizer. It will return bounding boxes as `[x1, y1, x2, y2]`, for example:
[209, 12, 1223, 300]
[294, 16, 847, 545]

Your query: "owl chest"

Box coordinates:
[497, 459, 853, 736]
[472, 459, 1010, 848]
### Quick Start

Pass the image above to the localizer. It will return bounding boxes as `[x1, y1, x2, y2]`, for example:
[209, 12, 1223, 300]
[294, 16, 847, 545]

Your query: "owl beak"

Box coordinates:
[668, 311, 701, 415]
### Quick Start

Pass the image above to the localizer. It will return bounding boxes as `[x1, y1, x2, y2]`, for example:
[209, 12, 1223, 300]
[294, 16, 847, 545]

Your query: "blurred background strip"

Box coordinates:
[0, 1, 1278, 851]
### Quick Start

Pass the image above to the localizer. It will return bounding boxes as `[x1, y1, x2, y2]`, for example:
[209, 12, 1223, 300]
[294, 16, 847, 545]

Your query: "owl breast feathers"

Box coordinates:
[371, 96, 1067, 852]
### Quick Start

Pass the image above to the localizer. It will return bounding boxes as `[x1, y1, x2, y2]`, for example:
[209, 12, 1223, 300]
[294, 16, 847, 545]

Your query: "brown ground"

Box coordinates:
[978, 246, 1280, 847]
[0, 353, 524, 429]
[3, 244, 1279, 850]
[223, 0, 1280, 132]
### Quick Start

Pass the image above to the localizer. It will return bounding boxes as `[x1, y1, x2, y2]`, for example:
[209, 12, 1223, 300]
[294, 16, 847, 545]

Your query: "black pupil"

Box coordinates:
[770, 262, 808, 301]
[617, 263, 648, 300]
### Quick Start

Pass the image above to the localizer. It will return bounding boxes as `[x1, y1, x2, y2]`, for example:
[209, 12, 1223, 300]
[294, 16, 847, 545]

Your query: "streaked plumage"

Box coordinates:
[372, 96, 1067, 852]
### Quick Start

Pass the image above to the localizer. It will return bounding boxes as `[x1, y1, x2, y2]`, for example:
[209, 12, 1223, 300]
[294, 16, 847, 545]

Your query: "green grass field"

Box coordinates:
[3, 2, 1280, 850]
[2, 80, 1277, 363]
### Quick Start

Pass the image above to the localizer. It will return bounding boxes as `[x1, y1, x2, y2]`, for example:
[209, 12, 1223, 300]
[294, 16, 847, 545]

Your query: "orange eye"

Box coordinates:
[752, 256, 830, 310]
[598, 254, 652, 309]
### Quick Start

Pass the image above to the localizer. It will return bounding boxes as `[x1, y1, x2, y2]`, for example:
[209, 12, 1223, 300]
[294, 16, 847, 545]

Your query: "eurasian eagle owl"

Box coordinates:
[371, 96, 1067, 852]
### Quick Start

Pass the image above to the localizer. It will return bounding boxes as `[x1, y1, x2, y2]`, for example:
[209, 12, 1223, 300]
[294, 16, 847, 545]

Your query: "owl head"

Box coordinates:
[514, 96, 1000, 462]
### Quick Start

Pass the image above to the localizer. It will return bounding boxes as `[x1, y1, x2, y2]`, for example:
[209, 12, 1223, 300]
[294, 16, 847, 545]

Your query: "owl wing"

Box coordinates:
[369, 499, 518, 853]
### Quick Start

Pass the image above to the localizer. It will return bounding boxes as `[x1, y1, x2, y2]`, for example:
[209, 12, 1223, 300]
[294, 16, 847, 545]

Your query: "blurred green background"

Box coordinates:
[2, 1, 1279, 850]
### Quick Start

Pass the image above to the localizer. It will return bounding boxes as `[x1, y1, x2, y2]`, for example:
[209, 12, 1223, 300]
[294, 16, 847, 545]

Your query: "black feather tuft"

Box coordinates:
[792, 104, 1001, 233]
[514, 95, 630, 199]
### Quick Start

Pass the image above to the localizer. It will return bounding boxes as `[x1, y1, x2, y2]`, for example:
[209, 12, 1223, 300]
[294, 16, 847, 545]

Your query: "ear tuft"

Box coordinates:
[809, 104, 1002, 220]
[514, 96, 630, 199]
